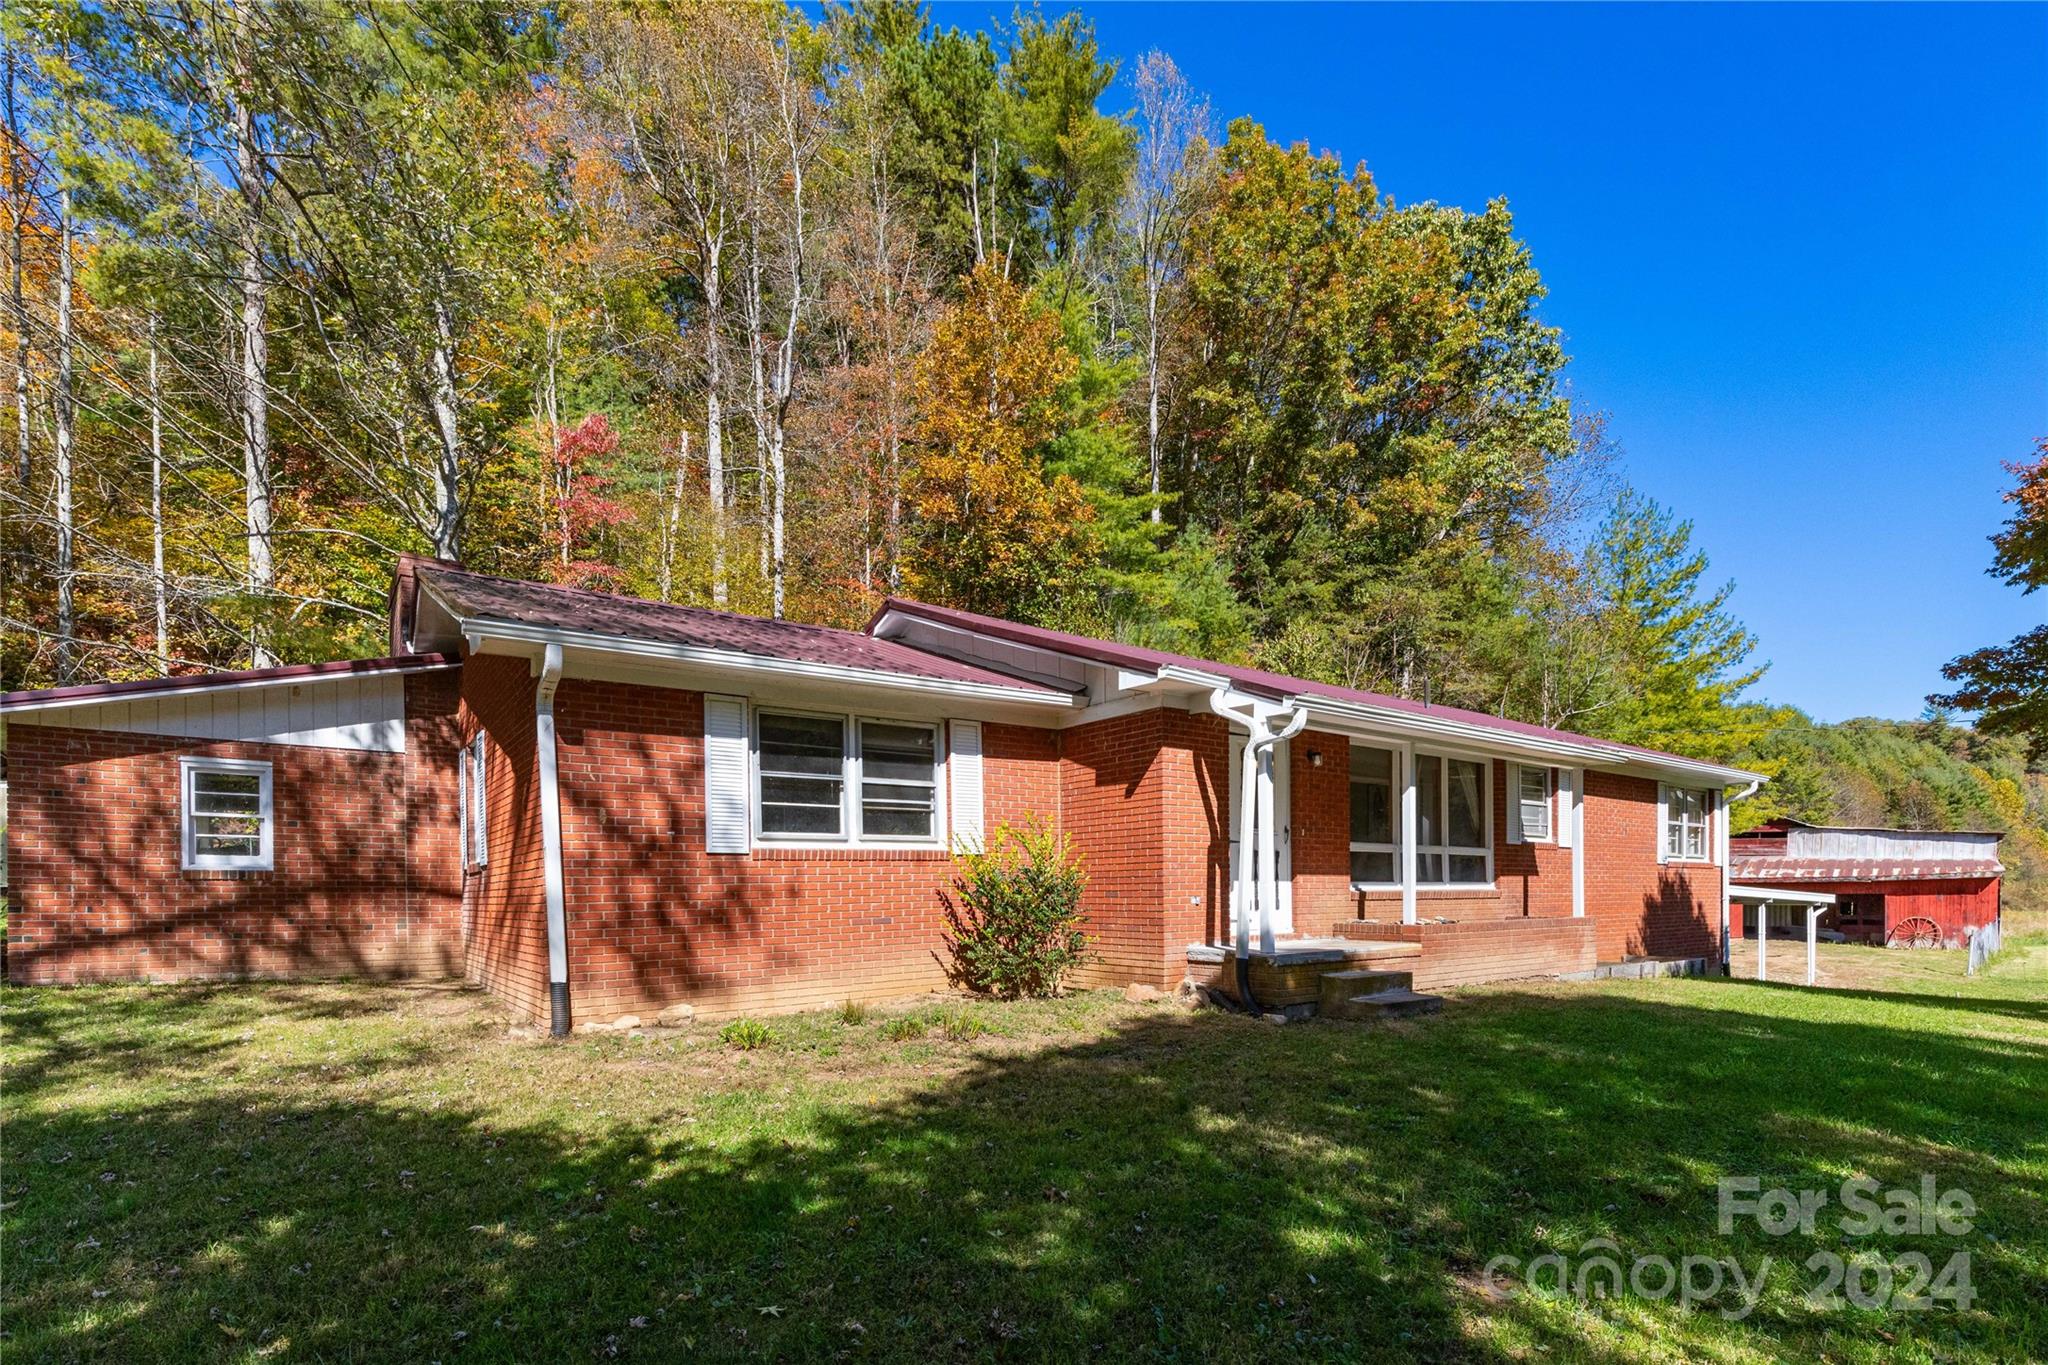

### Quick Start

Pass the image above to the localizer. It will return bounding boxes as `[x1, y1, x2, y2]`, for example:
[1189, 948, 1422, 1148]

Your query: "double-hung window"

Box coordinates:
[1416, 752, 1490, 885]
[181, 757, 273, 871]
[1665, 786, 1710, 861]
[1348, 744, 1398, 885]
[755, 711, 941, 844]
[757, 712, 849, 837]
[858, 721, 938, 839]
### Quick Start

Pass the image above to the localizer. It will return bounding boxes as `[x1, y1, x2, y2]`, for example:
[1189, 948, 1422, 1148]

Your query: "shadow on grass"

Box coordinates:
[5, 984, 2046, 1361]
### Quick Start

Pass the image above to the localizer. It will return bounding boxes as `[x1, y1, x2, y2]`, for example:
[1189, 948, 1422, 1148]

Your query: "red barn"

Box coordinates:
[1728, 818, 2002, 947]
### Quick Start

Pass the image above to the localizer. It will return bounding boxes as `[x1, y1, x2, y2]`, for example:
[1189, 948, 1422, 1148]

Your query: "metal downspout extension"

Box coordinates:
[536, 643, 571, 1036]
[1207, 689, 1306, 1013]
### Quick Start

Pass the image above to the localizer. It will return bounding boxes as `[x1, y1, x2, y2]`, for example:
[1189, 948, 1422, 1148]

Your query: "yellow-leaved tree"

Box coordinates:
[903, 264, 1095, 619]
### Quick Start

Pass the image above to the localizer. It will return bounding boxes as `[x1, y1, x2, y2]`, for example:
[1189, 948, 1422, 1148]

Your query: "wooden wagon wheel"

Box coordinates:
[1887, 916, 1942, 949]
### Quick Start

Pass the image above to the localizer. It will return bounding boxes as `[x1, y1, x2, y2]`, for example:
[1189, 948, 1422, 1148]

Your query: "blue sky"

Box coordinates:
[937, 1, 2048, 722]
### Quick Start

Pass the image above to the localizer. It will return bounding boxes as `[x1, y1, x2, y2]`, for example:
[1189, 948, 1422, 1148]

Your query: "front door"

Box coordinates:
[1226, 734, 1294, 936]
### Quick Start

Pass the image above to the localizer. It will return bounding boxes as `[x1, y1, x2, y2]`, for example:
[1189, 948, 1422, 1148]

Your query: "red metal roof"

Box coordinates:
[871, 595, 1752, 773]
[0, 653, 458, 712]
[1730, 857, 2003, 884]
[419, 566, 1067, 697]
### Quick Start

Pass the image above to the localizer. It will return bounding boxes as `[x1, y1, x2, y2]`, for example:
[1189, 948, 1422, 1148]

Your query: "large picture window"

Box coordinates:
[753, 711, 943, 845]
[181, 757, 273, 871]
[1348, 744, 1397, 885]
[1665, 786, 1710, 861]
[1416, 752, 1490, 885]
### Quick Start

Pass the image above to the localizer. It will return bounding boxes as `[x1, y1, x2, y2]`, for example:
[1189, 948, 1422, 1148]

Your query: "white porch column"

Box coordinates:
[1254, 740, 1280, 955]
[1757, 902, 1768, 982]
[1807, 907, 1821, 986]
[1719, 896, 1731, 976]
[1399, 748, 1419, 925]
[1234, 736, 1259, 960]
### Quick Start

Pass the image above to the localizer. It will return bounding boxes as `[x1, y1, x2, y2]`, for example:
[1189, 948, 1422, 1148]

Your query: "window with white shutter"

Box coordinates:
[704, 695, 751, 854]
[949, 720, 985, 851]
[1515, 764, 1552, 842]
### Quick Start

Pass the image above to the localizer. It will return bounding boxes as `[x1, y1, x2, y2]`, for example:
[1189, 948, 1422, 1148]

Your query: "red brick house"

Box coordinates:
[1728, 818, 2002, 947]
[3, 557, 1763, 1030]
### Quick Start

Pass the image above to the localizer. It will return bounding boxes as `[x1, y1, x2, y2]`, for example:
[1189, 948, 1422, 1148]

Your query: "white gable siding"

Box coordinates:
[7, 673, 409, 753]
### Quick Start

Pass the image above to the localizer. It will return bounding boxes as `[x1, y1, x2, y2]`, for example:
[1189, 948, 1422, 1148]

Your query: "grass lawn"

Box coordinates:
[5, 941, 2046, 1362]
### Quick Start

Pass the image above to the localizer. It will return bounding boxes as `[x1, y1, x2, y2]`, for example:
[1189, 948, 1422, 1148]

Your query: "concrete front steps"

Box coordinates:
[1184, 939, 1445, 1022]
[1318, 967, 1444, 1022]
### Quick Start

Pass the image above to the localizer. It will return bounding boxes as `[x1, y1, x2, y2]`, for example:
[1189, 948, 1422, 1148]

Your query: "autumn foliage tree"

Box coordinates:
[903, 263, 1092, 620]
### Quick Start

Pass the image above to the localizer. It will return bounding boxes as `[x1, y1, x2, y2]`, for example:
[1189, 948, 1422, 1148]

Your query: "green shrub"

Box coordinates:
[940, 817, 1090, 999]
[718, 1018, 774, 1050]
[835, 999, 871, 1026]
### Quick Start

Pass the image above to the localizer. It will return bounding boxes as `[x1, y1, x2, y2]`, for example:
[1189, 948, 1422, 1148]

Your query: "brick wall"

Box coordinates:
[1333, 918, 1598, 990]
[543, 679, 1063, 1024]
[459, 654, 550, 1021]
[1583, 770, 1721, 961]
[3, 681, 463, 985]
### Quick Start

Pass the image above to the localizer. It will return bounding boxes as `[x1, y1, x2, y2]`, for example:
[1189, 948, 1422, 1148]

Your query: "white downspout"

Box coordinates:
[536, 642, 571, 1036]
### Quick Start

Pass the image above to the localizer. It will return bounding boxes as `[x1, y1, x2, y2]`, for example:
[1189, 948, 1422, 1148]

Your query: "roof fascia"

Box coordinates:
[0, 657, 458, 716]
[457, 616, 1080, 710]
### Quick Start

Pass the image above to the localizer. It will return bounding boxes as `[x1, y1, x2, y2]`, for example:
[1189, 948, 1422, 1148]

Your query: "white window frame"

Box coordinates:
[470, 732, 489, 867]
[1414, 749, 1494, 888]
[1347, 743, 1401, 890]
[1664, 785, 1712, 862]
[180, 756, 274, 872]
[751, 707, 948, 849]
[1516, 763, 1554, 843]
[856, 718, 943, 844]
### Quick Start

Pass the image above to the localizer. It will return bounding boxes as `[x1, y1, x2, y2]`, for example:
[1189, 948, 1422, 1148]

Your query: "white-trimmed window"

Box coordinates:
[753, 709, 944, 845]
[757, 711, 848, 837]
[470, 732, 489, 866]
[1416, 752, 1491, 886]
[180, 756, 273, 871]
[1348, 744, 1398, 885]
[1665, 786, 1710, 861]
[858, 720, 938, 840]
[1516, 764, 1553, 842]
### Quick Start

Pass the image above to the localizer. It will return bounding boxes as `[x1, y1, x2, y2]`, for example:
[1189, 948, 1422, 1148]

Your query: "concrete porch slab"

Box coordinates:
[1185, 937, 1421, 966]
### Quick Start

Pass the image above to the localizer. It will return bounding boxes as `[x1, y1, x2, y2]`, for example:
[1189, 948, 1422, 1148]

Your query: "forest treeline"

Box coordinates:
[2, 0, 2041, 859]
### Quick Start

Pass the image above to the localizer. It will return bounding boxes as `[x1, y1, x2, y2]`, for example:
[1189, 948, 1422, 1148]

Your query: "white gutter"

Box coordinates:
[535, 642, 572, 1036]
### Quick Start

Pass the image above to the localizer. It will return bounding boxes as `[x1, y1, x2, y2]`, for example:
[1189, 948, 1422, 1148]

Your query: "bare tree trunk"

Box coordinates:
[1146, 273, 1162, 523]
[659, 431, 688, 601]
[427, 297, 463, 560]
[6, 47, 28, 485]
[702, 228, 728, 607]
[234, 19, 275, 666]
[53, 179, 75, 683]
[149, 315, 169, 674]
[543, 315, 566, 570]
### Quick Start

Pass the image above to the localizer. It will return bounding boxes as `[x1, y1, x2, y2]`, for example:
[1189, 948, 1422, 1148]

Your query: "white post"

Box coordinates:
[1254, 738, 1280, 956]
[1235, 735, 1259, 961]
[1757, 902, 1768, 982]
[1399, 748, 1418, 925]
[1720, 896, 1731, 976]
[1807, 907, 1820, 987]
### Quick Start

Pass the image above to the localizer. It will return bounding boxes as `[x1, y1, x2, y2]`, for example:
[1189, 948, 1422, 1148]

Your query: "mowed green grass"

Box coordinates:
[4, 941, 2046, 1363]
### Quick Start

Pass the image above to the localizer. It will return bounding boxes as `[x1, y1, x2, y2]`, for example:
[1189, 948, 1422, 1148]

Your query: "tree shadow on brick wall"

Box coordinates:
[7, 982, 2044, 1361]
[1627, 867, 1718, 960]
[12, 738, 464, 987]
